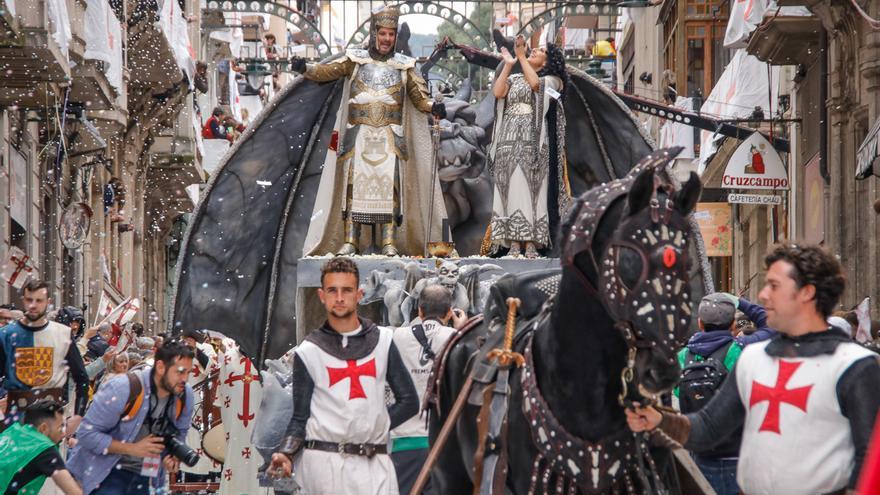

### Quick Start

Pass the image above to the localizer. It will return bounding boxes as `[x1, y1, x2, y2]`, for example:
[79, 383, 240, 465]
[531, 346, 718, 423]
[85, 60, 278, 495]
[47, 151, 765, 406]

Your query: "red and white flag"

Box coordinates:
[1, 246, 36, 289]
[94, 290, 115, 325]
[99, 297, 140, 346]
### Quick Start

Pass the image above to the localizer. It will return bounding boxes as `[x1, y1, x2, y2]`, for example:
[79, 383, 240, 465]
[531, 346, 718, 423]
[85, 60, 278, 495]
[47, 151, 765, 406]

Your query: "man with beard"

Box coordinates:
[67, 341, 195, 494]
[0, 280, 89, 430]
[294, 5, 447, 256]
[269, 257, 419, 494]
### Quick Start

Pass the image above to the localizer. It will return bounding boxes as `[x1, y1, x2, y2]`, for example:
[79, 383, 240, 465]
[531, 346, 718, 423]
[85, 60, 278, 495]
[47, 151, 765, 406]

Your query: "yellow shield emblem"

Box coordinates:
[15, 347, 54, 387]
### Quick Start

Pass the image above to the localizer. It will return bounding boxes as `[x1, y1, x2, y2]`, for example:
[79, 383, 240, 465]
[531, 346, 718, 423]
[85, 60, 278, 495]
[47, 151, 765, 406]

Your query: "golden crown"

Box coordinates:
[372, 6, 400, 31]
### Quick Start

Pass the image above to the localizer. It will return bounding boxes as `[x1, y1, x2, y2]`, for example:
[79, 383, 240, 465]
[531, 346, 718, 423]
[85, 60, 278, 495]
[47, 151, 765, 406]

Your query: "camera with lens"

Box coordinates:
[163, 434, 200, 467]
[153, 420, 200, 467]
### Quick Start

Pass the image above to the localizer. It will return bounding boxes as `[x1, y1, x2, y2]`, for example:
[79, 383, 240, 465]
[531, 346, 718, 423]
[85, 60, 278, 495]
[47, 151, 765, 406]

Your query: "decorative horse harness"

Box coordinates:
[462, 149, 693, 495]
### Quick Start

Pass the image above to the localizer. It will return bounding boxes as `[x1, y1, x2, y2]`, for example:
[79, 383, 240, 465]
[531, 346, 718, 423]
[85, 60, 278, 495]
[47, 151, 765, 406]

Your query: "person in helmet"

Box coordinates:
[55, 306, 86, 342]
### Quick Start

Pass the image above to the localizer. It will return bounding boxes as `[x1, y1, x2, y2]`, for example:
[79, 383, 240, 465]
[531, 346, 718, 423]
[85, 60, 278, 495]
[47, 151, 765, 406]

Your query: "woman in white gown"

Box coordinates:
[489, 36, 569, 258]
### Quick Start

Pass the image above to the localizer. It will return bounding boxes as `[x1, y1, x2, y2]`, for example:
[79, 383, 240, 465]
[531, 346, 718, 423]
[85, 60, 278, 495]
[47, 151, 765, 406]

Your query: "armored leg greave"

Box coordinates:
[380, 223, 398, 257]
[336, 218, 361, 256]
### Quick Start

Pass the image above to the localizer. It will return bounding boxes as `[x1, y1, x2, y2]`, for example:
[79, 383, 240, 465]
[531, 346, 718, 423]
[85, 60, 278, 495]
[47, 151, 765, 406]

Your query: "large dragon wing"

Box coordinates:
[170, 77, 344, 363]
[563, 68, 655, 193]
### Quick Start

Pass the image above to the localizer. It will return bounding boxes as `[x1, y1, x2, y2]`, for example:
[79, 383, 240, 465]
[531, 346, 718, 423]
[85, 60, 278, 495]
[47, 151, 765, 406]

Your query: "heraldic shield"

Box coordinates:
[15, 347, 54, 386]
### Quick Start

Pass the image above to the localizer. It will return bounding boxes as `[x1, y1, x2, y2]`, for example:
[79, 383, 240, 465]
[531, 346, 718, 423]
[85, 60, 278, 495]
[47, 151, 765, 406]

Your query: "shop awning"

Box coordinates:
[857, 116, 880, 179]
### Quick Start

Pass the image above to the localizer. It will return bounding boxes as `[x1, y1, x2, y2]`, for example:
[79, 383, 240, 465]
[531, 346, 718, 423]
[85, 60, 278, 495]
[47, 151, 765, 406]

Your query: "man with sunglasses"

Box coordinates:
[67, 341, 195, 494]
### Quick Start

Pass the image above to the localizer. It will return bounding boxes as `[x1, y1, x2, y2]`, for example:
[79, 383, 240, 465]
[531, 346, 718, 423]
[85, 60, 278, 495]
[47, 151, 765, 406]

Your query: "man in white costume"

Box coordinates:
[390, 284, 461, 494]
[270, 258, 419, 494]
[292, 5, 447, 256]
[216, 338, 264, 495]
[627, 244, 880, 494]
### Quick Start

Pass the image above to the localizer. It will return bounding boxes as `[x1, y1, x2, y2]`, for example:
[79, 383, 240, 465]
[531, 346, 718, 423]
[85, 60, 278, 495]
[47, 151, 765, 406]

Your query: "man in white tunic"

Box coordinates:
[390, 284, 460, 494]
[626, 244, 880, 494]
[270, 258, 419, 494]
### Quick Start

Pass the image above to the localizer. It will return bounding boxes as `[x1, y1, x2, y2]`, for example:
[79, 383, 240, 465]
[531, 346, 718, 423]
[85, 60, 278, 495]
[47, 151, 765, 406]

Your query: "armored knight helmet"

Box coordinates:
[369, 5, 400, 60]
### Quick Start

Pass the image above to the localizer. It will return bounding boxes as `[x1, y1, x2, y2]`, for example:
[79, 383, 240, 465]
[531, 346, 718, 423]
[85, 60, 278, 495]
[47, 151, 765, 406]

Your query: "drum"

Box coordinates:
[201, 422, 226, 463]
[200, 369, 226, 464]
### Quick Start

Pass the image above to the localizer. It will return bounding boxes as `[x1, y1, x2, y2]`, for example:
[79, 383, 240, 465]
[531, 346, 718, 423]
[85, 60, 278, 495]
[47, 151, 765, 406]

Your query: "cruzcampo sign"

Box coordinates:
[721, 132, 789, 190]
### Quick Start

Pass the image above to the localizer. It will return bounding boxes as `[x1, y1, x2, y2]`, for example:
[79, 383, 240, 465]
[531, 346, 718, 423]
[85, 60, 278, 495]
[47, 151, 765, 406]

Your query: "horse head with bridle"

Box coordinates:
[424, 148, 703, 495]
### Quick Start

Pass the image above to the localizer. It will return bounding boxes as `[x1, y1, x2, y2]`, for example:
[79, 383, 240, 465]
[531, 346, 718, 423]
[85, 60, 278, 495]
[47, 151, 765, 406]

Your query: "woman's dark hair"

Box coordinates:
[537, 43, 569, 95]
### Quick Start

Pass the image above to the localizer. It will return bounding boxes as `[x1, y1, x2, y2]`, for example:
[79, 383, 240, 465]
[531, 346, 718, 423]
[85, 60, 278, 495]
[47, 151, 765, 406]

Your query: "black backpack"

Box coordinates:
[679, 342, 733, 414]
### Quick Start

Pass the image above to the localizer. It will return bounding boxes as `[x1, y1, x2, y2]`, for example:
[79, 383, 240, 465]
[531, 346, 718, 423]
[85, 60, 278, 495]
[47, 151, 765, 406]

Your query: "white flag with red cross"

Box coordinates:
[215, 338, 264, 495]
[98, 297, 140, 346]
[1, 246, 36, 289]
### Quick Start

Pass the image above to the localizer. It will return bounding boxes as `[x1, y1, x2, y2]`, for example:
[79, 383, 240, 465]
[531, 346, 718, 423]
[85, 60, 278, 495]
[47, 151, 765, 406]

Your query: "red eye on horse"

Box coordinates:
[663, 246, 676, 268]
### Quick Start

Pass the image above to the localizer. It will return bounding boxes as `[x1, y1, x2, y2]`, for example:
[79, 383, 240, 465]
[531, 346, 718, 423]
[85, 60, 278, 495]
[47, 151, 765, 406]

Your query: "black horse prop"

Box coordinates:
[425, 148, 702, 494]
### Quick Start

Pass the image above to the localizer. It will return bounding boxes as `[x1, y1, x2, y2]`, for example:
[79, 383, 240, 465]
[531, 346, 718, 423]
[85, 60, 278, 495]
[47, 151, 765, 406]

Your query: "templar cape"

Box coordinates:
[170, 53, 705, 364]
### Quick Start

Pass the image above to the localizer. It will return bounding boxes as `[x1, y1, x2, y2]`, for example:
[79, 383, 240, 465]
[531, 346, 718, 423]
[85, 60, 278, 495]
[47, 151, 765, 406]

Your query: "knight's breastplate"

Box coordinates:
[349, 63, 404, 127]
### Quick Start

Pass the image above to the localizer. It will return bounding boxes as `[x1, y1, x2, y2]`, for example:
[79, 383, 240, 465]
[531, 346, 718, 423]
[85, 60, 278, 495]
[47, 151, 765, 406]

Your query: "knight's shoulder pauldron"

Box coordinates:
[304, 56, 356, 82]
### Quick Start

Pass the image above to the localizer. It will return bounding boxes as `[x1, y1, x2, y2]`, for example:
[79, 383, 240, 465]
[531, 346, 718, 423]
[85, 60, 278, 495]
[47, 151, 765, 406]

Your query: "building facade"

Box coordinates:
[0, 0, 203, 333]
[620, 0, 880, 316]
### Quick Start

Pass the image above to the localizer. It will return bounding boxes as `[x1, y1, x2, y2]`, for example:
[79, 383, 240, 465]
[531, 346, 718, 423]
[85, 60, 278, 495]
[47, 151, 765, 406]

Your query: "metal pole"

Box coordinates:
[424, 93, 444, 257]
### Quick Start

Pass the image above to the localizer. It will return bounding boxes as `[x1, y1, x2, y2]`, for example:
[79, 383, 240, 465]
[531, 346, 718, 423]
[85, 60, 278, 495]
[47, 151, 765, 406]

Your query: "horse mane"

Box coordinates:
[556, 194, 587, 248]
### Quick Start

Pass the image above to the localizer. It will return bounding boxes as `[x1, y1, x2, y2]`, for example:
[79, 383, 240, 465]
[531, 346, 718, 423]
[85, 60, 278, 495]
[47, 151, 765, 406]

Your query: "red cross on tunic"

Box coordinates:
[224, 468, 233, 481]
[241, 447, 251, 459]
[749, 360, 813, 434]
[224, 357, 261, 427]
[327, 358, 376, 400]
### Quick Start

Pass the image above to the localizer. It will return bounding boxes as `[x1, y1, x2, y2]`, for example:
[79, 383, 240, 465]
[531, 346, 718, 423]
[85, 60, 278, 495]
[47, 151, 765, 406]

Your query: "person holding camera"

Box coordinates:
[390, 284, 465, 495]
[67, 341, 196, 494]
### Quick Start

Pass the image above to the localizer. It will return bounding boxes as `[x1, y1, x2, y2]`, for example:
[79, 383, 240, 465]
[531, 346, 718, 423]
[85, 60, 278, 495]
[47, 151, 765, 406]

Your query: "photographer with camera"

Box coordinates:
[67, 341, 197, 494]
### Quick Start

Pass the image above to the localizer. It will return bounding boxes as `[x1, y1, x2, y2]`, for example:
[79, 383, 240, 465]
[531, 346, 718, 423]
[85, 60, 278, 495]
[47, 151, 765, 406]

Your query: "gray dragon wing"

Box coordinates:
[170, 76, 344, 363]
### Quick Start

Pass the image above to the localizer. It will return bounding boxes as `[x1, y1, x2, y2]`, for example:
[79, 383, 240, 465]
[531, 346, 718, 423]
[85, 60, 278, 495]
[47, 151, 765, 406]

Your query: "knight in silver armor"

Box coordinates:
[292, 6, 445, 256]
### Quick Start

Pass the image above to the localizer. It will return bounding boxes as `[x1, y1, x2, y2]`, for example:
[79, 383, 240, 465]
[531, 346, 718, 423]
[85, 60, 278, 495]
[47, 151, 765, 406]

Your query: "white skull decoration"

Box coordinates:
[437, 260, 461, 290]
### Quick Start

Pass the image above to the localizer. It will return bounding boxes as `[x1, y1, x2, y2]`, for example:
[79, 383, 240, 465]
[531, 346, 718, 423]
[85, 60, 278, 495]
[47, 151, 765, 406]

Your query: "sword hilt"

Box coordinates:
[487, 297, 524, 368]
